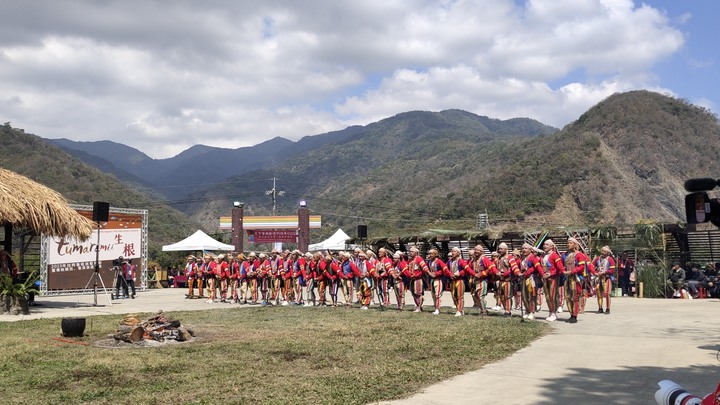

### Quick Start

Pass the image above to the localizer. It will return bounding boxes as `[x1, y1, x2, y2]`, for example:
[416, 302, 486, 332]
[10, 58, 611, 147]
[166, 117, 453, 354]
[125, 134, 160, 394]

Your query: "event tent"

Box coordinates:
[308, 228, 350, 251]
[162, 230, 235, 252]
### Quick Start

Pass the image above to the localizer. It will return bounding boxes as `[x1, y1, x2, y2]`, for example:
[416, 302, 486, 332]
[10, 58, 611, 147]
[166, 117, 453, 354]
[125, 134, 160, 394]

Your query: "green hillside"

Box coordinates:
[185, 91, 720, 240]
[0, 123, 200, 250]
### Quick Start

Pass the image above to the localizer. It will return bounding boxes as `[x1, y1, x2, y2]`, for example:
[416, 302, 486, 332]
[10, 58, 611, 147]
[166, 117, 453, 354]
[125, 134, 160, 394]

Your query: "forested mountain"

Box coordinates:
[48, 125, 366, 199]
[0, 123, 200, 247]
[183, 109, 560, 236]
[184, 92, 720, 239]
[10, 90, 718, 243]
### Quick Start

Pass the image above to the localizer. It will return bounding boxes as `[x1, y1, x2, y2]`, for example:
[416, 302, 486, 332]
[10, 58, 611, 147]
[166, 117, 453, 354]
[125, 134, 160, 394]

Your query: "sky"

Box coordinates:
[0, 0, 717, 159]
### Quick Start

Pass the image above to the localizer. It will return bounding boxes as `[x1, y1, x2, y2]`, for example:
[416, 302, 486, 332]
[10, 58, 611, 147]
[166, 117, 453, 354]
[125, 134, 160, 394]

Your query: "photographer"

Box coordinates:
[112, 256, 128, 299]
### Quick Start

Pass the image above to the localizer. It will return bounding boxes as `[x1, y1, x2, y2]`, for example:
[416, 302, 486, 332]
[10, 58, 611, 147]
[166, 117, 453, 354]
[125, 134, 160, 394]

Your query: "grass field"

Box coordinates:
[0, 306, 547, 404]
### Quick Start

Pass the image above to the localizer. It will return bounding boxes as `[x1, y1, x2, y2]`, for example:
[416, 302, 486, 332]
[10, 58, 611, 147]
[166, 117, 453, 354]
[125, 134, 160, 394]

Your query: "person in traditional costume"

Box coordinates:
[592, 246, 615, 314]
[541, 239, 565, 322]
[390, 252, 407, 310]
[519, 244, 544, 320]
[202, 254, 217, 303]
[184, 255, 199, 299]
[465, 245, 497, 316]
[495, 243, 520, 318]
[303, 252, 316, 306]
[563, 237, 591, 323]
[446, 247, 468, 317]
[406, 246, 429, 312]
[258, 253, 270, 305]
[339, 252, 359, 308]
[425, 249, 449, 315]
[321, 253, 341, 307]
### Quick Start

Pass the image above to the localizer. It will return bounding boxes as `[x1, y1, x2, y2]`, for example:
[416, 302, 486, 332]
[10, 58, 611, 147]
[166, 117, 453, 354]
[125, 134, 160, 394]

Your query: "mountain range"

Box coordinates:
[181, 91, 720, 239]
[0, 123, 200, 250]
[4, 90, 719, 245]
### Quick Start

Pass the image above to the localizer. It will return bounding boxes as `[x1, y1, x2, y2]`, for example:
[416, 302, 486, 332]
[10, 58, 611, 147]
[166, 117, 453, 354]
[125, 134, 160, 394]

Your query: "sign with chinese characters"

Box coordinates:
[42, 207, 147, 292]
[218, 215, 322, 230]
[251, 230, 297, 244]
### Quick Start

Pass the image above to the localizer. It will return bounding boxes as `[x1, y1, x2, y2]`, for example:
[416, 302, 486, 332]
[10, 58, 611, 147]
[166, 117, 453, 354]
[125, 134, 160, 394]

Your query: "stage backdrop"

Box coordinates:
[40, 205, 148, 294]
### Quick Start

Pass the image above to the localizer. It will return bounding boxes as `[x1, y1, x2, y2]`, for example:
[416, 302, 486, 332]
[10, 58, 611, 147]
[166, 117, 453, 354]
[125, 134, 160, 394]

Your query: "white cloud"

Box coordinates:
[0, 0, 701, 158]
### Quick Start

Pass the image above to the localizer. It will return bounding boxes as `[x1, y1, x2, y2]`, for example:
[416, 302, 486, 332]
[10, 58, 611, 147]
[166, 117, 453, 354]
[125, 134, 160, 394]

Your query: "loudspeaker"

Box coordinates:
[92, 201, 110, 222]
[357, 225, 367, 239]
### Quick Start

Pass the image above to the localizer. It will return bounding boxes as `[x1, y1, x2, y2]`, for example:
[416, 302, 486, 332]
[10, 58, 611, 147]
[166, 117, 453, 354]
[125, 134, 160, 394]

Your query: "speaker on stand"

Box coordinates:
[92, 201, 110, 222]
[357, 225, 367, 248]
[78, 202, 113, 307]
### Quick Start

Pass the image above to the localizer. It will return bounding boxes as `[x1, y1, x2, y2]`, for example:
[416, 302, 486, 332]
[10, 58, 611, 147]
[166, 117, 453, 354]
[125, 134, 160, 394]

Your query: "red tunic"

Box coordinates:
[229, 261, 240, 279]
[293, 258, 306, 278]
[394, 260, 408, 280]
[339, 259, 359, 279]
[259, 259, 271, 278]
[568, 251, 591, 275]
[466, 256, 497, 279]
[377, 257, 393, 279]
[542, 251, 565, 277]
[520, 254, 544, 278]
[203, 261, 217, 277]
[406, 256, 428, 279]
[185, 262, 197, 279]
[497, 254, 520, 279]
[320, 259, 340, 281]
[282, 259, 293, 280]
[446, 258, 467, 279]
[426, 258, 449, 279]
[303, 260, 316, 281]
[592, 256, 615, 277]
[219, 261, 229, 279]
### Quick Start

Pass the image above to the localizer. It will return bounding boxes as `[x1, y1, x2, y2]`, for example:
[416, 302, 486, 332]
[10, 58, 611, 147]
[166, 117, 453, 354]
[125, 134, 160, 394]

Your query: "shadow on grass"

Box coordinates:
[534, 364, 720, 405]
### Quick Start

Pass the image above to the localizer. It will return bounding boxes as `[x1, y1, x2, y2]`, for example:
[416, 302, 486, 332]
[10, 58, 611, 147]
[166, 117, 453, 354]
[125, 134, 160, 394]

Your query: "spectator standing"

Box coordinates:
[618, 253, 634, 297]
[125, 259, 136, 299]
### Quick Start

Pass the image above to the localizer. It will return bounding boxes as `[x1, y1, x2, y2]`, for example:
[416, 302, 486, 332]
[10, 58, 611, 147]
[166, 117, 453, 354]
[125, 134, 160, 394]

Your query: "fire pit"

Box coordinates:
[98, 311, 195, 347]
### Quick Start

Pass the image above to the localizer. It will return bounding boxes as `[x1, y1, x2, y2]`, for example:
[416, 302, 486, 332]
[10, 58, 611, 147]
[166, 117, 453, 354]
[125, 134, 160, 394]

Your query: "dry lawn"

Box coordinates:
[0, 306, 547, 404]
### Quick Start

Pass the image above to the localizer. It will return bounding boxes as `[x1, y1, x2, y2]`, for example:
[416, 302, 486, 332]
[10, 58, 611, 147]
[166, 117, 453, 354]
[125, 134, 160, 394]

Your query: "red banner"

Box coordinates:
[252, 230, 297, 243]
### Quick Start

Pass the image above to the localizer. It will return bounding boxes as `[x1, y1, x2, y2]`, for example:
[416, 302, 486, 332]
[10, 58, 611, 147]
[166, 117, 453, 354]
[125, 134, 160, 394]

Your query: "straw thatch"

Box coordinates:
[0, 168, 94, 239]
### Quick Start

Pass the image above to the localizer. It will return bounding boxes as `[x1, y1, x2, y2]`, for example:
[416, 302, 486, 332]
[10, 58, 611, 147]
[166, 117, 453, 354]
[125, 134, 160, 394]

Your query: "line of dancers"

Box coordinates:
[182, 239, 616, 322]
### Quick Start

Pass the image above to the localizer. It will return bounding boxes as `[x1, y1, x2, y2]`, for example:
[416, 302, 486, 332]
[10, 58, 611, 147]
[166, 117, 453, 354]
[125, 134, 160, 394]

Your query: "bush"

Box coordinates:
[635, 262, 668, 298]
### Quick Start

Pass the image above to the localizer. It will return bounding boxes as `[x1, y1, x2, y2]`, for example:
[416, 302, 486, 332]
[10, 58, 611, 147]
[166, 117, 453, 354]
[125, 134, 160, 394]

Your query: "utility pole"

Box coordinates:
[264, 177, 285, 215]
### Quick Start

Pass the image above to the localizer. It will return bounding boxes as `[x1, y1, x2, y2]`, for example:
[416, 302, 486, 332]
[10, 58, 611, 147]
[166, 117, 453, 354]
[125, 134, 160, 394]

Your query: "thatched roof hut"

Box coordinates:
[0, 168, 94, 240]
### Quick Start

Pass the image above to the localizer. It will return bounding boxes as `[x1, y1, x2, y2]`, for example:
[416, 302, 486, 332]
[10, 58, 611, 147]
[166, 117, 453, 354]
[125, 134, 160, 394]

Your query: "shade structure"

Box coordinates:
[308, 228, 350, 251]
[162, 230, 235, 252]
[0, 168, 94, 239]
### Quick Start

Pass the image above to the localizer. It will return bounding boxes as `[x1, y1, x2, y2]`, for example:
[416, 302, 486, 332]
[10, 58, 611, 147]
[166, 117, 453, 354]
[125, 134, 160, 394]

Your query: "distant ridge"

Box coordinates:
[2, 124, 200, 245]
[35, 94, 719, 240]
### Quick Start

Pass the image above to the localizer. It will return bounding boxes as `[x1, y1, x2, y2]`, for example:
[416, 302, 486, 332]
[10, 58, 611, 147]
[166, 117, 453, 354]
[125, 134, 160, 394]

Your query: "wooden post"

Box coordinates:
[231, 205, 244, 253]
[3, 222, 12, 253]
[297, 205, 309, 252]
[639, 281, 644, 298]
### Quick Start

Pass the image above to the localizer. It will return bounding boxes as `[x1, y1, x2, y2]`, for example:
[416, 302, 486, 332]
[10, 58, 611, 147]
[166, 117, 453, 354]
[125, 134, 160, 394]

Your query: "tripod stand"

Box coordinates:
[111, 265, 130, 299]
[77, 220, 113, 307]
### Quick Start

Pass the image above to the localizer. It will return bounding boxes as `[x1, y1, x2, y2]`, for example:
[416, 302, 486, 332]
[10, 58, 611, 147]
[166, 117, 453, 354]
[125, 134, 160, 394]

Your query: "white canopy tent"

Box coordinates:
[308, 228, 351, 251]
[162, 230, 235, 252]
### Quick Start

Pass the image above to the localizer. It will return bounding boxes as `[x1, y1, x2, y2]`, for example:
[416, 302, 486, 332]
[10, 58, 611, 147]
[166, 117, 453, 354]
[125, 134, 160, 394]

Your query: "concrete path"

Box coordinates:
[380, 296, 720, 405]
[3, 289, 719, 404]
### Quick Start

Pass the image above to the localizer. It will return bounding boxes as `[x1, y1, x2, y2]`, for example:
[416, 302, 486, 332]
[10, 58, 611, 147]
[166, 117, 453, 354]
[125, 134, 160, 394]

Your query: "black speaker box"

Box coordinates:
[92, 201, 110, 222]
[357, 225, 368, 238]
